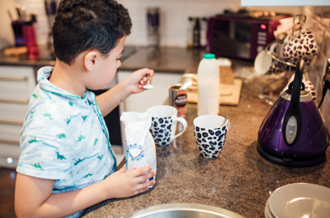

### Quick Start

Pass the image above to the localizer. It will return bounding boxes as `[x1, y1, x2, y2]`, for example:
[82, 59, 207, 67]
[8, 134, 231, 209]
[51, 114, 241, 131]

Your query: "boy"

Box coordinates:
[14, 0, 156, 217]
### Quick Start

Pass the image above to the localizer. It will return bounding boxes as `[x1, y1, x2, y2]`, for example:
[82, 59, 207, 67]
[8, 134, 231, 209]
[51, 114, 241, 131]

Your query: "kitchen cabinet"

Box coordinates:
[0, 66, 36, 168]
[116, 70, 182, 147]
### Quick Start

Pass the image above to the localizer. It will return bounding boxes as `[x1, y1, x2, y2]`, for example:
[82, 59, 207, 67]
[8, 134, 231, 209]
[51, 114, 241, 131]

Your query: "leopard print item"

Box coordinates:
[150, 117, 172, 146]
[194, 125, 228, 159]
[268, 58, 287, 74]
[283, 31, 318, 66]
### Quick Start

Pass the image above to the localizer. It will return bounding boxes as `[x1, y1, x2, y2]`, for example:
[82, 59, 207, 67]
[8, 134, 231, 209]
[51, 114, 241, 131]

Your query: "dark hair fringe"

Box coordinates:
[53, 0, 132, 65]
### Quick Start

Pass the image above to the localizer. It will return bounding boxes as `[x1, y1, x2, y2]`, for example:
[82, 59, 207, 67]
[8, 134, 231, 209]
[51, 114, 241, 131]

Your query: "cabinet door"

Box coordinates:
[117, 71, 182, 113]
[0, 66, 35, 168]
[0, 66, 36, 101]
[0, 123, 21, 144]
[0, 143, 20, 169]
[0, 102, 28, 124]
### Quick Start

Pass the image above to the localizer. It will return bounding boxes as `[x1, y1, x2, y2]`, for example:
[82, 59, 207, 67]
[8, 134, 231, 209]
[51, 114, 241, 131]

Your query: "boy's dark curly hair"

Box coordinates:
[53, 0, 132, 65]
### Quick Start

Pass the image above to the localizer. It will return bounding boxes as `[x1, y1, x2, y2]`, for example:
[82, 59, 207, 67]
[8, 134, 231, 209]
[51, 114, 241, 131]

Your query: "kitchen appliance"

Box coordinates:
[257, 59, 329, 167]
[207, 12, 292, 60]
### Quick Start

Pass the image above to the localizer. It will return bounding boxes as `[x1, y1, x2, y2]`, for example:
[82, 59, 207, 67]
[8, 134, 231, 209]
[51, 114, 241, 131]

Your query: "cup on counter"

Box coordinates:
[254, 41, 285, 75]
[147, 105, 187, 147]
[169, 84, 188, 118]
[193, 115, 230, 159]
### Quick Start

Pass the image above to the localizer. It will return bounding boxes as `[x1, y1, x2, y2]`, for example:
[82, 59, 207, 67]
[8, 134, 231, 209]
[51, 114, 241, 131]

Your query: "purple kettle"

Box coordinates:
[257, 59, 329, 167]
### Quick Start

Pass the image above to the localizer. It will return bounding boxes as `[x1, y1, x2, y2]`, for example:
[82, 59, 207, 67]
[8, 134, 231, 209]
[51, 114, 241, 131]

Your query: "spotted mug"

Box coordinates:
[283, 30, 318, 66]
[147, 105, 187, 147]
[193, 115, 230, 159]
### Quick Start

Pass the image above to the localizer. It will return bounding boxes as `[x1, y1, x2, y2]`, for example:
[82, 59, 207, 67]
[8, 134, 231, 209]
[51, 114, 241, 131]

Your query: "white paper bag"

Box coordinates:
[120, 112, 157, 187]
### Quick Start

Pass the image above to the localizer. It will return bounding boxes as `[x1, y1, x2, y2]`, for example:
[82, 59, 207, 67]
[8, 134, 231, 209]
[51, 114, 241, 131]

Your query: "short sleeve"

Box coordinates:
[17, 113, 74, 180]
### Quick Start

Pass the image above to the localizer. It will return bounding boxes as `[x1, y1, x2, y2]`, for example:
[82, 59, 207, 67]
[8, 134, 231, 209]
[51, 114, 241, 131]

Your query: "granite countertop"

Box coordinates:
[0, 45, 253, 75]
[4, 45, 328, 217]
[119, 46, 254, 73]
[0, 45, 206, 73]
[0, 45, 140, 69]
[82, 79, 330, 218]
[0, 45, 56, 68]
[119, 47, 204, 73]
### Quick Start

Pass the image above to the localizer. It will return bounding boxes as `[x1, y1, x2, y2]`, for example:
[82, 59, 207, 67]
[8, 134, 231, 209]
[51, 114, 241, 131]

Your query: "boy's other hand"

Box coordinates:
[103, 165, 156, 199]
[126, 68, 154, 94]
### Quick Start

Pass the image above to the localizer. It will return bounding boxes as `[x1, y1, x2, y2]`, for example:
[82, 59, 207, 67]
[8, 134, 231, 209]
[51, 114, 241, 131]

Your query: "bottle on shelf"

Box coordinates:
[193, 18, 200, 49]
[200, 17, 208, 48]
[22, 20, 39, 59]
[186, 17, 194, 48]
[197, 53, 220, 116]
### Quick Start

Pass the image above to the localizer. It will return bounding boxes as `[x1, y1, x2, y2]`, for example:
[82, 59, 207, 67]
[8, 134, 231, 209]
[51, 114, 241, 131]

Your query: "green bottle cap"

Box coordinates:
[203, 53, 215, 59]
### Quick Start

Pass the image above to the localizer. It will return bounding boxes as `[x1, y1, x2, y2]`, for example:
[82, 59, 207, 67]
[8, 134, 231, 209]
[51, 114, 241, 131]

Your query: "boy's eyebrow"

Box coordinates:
[120, 49, 124, 55]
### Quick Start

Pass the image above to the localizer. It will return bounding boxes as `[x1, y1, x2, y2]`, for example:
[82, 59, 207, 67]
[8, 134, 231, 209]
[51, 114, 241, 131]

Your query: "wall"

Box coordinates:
[117, 0, 303, 47]
[0, 0, 16, 49]
[13, 0, 60, 46]
[8, 0, 303, 47]
[303, 6, 330, 132]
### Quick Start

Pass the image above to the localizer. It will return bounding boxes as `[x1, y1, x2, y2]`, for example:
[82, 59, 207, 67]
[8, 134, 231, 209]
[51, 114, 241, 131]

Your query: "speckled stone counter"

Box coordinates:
[4, 45, 328, 217]
[0, 46, 207, 73]
[0, 45, 139, 68]
[82, 80, 330, 218]
[119, 47, 204, 73]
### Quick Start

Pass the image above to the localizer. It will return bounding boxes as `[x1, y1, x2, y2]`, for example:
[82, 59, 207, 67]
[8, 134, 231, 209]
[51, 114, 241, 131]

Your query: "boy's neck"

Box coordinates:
[49, 59, 87, 98]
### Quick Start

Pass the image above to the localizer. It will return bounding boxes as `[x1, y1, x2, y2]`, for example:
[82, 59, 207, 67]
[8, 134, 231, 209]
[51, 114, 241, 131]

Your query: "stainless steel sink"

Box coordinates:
[122, 203, 245, 218]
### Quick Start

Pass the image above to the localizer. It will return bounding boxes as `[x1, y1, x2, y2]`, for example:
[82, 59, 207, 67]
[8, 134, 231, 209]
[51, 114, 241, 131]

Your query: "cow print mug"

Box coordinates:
[147, 105, 187, 147]
[193, 115, 230, 159]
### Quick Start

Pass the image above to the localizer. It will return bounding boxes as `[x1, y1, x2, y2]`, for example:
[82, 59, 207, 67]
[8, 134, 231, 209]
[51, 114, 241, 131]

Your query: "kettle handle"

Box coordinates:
[282, 59, 304, 147]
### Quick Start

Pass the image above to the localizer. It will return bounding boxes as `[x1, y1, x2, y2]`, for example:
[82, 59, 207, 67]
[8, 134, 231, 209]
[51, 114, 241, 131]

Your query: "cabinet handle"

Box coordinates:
[0, 120, 23, 125]
[0, 76, 27, 81]
[0, 139, 20, 145]
[0, 99, 29, 104]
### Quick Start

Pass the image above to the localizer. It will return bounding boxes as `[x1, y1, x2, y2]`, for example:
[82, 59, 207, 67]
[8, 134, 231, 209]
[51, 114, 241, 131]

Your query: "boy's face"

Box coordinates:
[86, 36, 126, 90]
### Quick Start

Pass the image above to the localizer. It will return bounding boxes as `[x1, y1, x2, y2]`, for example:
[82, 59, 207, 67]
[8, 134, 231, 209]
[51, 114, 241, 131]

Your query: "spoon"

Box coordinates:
[180, 78, 192, 90]
[143, 76, 153, 90]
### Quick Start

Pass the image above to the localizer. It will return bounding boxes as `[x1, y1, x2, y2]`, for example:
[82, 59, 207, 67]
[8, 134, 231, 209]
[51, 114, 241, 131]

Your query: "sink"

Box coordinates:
[122, 203, 245, 218]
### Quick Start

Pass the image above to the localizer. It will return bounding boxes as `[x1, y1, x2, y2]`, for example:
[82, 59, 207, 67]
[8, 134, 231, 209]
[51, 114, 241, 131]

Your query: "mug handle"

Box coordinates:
[269, 41, 284, 57]
[226, 120, 230, 131]
[170, 117, 187, 142]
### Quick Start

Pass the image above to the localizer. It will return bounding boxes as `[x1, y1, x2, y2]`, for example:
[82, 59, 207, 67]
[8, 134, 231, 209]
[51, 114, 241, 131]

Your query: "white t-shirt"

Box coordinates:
[17, 66, 117, 217]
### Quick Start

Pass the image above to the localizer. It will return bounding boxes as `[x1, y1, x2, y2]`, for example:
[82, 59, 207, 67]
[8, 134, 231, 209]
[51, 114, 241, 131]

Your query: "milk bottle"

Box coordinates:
[197, 53, 220, 116]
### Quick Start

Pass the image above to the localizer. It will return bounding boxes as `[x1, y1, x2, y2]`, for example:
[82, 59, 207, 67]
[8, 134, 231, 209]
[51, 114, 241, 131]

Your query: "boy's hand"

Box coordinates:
[126, 68, 154, 94]
[103, 165, 156, 199]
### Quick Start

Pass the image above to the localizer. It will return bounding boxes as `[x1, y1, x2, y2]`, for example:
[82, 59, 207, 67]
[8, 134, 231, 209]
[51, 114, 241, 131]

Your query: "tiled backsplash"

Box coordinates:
[304, 6, 330, 133]
[13, 0, 60, 46]
[13, 0, 303, 47]
[117, 0, 303, 47]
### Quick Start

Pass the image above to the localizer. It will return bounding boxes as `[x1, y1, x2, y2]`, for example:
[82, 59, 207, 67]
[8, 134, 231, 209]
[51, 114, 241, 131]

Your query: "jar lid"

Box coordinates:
[204, 53, 215, 59]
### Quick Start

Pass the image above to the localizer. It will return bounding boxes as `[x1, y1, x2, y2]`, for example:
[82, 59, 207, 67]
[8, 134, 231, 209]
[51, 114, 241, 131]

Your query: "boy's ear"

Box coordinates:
[84, 51, 99, 71]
